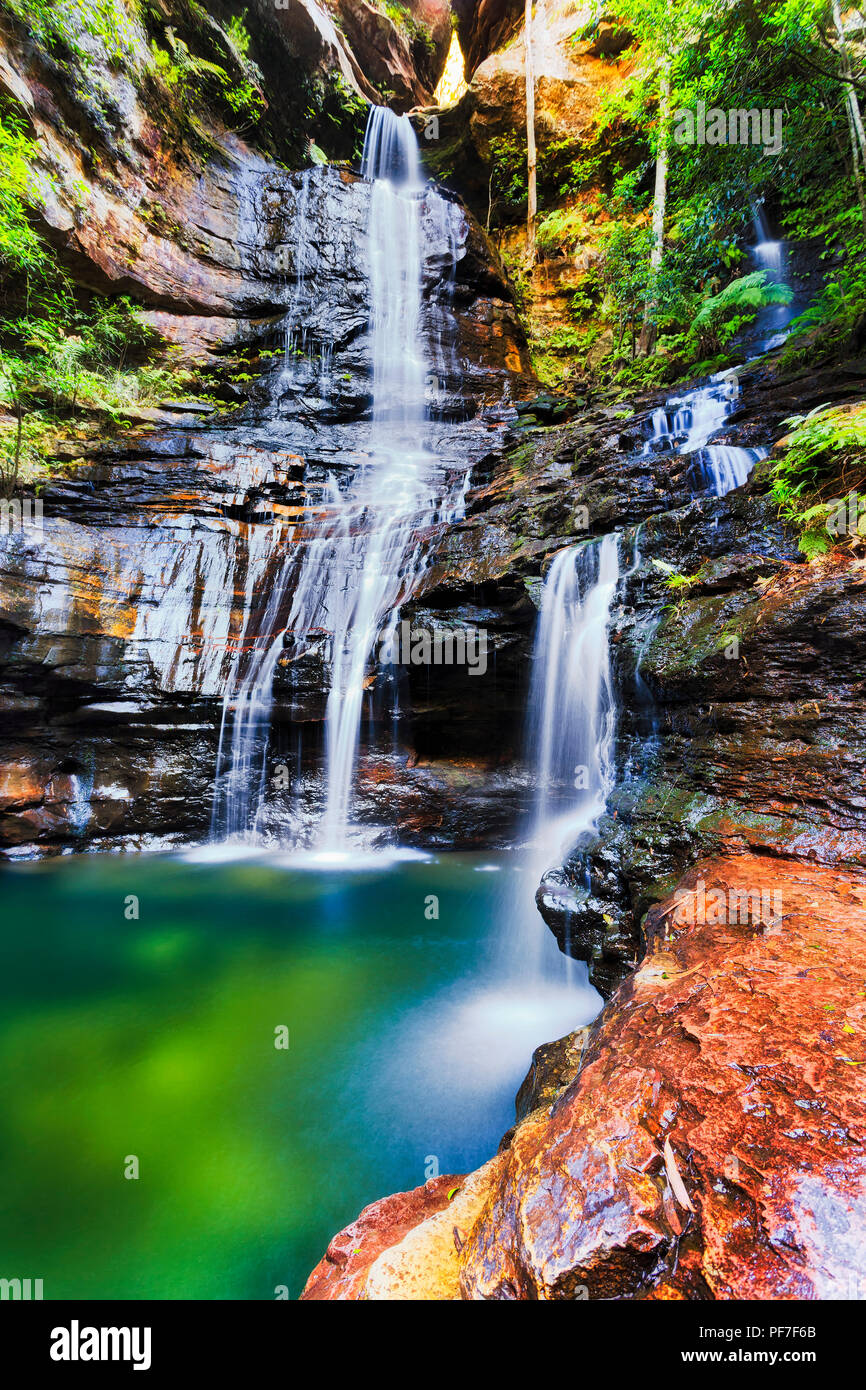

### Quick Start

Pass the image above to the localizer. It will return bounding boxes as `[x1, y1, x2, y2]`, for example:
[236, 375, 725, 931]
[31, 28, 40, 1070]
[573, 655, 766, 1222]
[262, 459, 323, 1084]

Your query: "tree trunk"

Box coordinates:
[12, 395, 23, 495]
[525, 0, 537, 264]
[639, 59, 671, 357]
[834, 0, 866, 160]
[833, 0, 866, 226]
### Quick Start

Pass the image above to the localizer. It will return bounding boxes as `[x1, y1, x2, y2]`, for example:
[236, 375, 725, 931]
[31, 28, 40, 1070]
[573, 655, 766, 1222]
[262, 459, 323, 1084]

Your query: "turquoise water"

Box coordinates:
[0, 848, 596, 1299]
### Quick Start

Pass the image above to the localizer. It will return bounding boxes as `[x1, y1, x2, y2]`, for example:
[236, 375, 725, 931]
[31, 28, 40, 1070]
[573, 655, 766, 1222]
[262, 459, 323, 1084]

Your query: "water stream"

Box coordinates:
[642, 371, 767, 497]
[211, 110, 470, 851]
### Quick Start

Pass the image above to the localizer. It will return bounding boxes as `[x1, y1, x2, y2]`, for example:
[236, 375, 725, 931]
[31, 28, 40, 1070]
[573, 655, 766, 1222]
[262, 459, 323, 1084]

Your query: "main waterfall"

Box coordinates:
[211, 109, 469, 850]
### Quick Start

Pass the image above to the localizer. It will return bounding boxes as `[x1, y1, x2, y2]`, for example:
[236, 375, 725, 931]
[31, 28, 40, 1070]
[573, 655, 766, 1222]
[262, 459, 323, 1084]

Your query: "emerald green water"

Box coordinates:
[0, 848, 595, 1299]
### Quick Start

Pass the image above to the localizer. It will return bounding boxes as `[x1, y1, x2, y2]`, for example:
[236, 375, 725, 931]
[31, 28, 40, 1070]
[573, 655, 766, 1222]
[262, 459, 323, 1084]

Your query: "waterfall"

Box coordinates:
[210, 107, 470, 850]
[528, 537, 620, 845]
[510, 534, 621, 982]
[751, 205, 793, 352]
[702, 442, 763, 495]
[210, 528, 299, 839]
[752, 205, 784, 275]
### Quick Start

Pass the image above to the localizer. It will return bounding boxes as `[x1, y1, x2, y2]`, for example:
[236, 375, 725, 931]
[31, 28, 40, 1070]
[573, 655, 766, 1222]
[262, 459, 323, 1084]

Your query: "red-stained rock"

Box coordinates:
[459, 855, 866, 1300]
[301, 1175, 459, 1299]
[302, 1159, 507, 1299]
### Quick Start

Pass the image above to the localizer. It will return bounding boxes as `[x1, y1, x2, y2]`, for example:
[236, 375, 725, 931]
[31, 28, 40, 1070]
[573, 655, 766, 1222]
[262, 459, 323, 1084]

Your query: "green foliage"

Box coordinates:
[598, 220, 653, 355]
[0, 0, 142, 72]
[665, 570, 699, 590]
[311, 71, 369, 166]
[381, 2, 435, 54]
[514, 0, 866, 382]
[769, 403, 866, 554]
[225, 12, 251, 60]
[691, 270, 793, 350]
[0, 106, 51, 278]
[0, 196, 189, 487]
[149, 27, 265, 127]
[1, 291, 173, 431]
[536, 206, 587, 255]
[488, 133, 529, 215]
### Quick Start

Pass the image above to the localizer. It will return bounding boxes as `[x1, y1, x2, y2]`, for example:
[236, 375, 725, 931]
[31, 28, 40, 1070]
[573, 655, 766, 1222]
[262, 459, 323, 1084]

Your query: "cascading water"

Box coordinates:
[643, 371, 767, 497]
[211, 107, 470, 849]
[505, 534, 620, 986]
[431, 537, 619, 1086]
[640, 205, 798, 498]
[751, 204, 793, 353]
[528, 537, 621, 853]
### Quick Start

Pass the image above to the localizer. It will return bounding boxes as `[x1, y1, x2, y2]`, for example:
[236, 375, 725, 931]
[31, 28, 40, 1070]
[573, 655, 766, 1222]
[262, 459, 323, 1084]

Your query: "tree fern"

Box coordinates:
[692, 271, 792, 333]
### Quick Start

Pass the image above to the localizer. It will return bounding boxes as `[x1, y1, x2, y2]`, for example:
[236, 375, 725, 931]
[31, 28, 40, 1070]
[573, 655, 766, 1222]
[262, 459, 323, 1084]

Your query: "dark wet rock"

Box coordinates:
[542, 543, 866, 997]
[514, 1027, 590, 1122]
[0, 154, 533, 855]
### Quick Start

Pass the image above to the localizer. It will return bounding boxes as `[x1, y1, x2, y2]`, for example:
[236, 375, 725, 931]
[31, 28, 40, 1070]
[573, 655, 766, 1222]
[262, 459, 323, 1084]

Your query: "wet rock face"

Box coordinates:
[254, 0, 453, 109]
[513, 1026, 589, 1122]
[459, 856, 866, 1300]
[0, 154, 534, 855]
[0, 5, 458, 374]
[301, 1173, 462, 1300]
[0, 15, 302, 366]
[302, 1159, 506, 1300]
[508, 359, 866, 997]
[540, 542, 866, 996]
[257, 168, 533, 441]
[306, 856, 866, 1300]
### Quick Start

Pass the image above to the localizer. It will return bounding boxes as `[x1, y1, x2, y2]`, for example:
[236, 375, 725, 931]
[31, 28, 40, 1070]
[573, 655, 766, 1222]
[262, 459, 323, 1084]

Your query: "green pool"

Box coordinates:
[0, 848, 597, 1299]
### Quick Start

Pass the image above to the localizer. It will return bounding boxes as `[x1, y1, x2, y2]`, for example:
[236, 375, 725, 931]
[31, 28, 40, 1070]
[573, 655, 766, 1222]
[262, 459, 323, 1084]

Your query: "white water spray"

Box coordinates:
[644, 372, 766, 497]
[506, 534, 620, 986]
[211, 108, 470, 848]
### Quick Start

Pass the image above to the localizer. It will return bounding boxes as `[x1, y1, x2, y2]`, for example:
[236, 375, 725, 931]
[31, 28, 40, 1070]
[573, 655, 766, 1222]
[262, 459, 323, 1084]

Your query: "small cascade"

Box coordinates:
[361, 106, 421, 187]
[702, 442, 764, 495]
[210, 527, 299, 838]
[643, 371, 766, 497]
[511, 534, 621, 982]
[753, 204, 784, 276]
[528, 537, 621, 845]
[751, 204, 794, 352]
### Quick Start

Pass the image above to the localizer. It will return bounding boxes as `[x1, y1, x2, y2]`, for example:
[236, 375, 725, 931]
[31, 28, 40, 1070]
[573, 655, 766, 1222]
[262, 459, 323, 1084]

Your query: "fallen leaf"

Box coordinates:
[663, 1136, 696, 1213]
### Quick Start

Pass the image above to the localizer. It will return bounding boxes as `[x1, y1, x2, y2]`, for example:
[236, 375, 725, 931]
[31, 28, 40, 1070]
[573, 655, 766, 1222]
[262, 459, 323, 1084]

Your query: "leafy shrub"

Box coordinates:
[769, 404, 866, 556]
